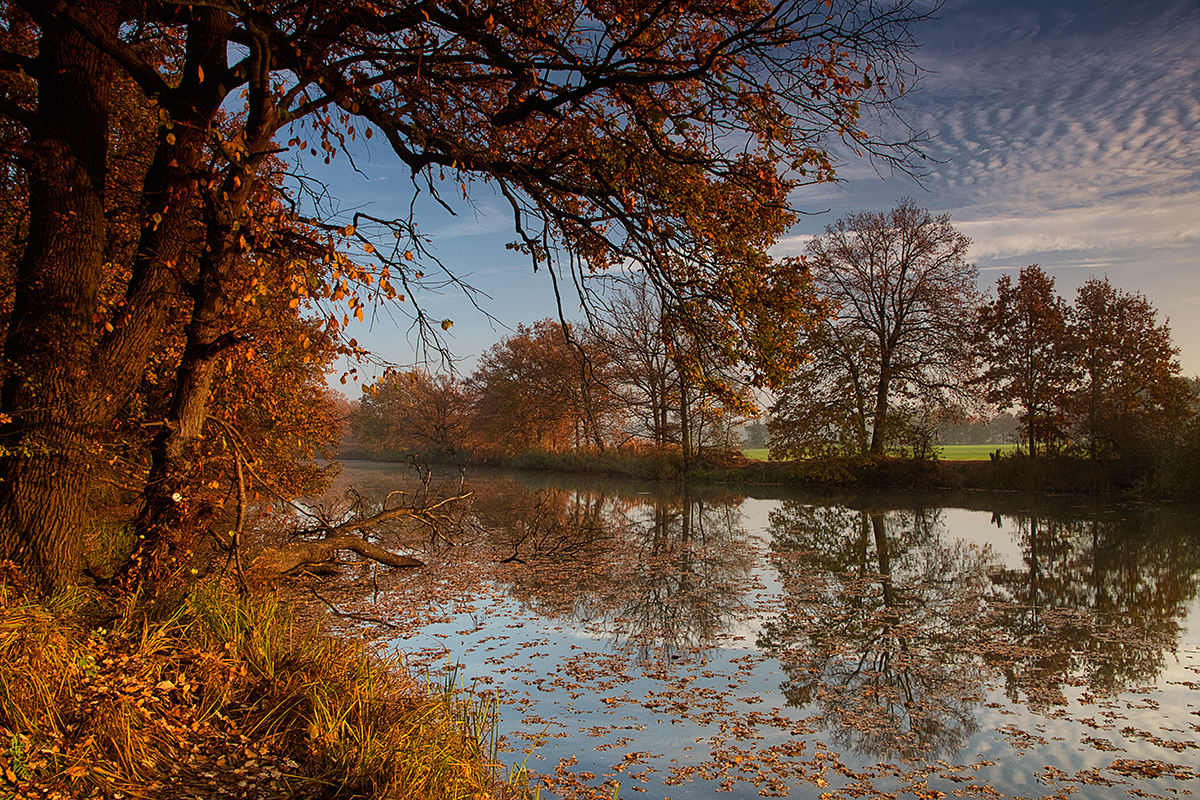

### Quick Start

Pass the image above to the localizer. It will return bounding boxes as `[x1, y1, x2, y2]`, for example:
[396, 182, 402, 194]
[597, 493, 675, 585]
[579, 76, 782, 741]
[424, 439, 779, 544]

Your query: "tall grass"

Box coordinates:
[0, 572, 533, 799]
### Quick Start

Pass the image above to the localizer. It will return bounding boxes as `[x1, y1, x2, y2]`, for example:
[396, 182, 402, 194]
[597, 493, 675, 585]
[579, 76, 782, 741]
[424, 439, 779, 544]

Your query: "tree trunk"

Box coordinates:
[869, 369, 892, 455]
[249, 535, 423, 576]
[679, 380, 691, 470]
[0, 9, 113, 594]
[127, 4, 259, 588]
[0, 3, 234, 594]
[132, 244, 236, 583]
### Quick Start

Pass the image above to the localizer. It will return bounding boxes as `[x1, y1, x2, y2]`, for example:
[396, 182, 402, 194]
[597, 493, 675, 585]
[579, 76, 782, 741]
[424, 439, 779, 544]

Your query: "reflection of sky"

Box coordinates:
[363, 497, 1200, 798]
[324, 464, 1200, 798]
[938, 508, 1026, 569]
[310, 0, 1200, 391]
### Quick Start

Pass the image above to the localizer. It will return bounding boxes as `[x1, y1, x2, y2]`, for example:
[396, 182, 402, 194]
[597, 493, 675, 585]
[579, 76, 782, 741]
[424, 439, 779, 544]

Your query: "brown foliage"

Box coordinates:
[0, 0, 929, 592]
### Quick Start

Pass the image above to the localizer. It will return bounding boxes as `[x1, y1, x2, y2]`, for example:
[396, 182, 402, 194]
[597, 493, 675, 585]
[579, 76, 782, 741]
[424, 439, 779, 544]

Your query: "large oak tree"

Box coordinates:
[0, 0, 928, 592]
[770, 200, 980, 458]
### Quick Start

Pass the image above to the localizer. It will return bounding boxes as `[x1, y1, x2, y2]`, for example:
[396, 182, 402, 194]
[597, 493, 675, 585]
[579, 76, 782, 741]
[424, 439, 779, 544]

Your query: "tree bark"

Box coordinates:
[128, 5, 269, 587]
[869, 362, 892, 455]
[0, 7, 113, 593]
[0, 2, 232, 594]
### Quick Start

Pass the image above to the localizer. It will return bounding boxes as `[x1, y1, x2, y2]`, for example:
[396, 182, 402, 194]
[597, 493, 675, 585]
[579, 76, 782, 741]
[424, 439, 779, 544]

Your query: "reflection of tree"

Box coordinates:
[983, 508, 1200, 707]
[758, 502, 990, 762]
[759, 494, 1200, 763]
[470, 479, 612, 563]
[475, 478, 755, 660]
[591, 491, 754, 660]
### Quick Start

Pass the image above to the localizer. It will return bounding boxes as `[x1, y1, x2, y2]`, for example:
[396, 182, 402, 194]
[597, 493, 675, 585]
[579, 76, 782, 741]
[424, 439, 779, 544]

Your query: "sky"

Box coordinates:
[319, 0, 1200, 388]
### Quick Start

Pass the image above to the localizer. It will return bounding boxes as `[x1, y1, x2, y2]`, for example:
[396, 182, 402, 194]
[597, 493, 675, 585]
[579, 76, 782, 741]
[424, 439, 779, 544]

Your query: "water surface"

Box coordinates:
[323, 463, 1200, 799]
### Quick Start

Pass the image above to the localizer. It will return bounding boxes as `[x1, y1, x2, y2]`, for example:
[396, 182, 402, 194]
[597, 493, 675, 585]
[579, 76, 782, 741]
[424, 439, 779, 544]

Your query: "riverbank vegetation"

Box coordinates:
[348, 214, 1197, 500]
[0, 574, 529, 800]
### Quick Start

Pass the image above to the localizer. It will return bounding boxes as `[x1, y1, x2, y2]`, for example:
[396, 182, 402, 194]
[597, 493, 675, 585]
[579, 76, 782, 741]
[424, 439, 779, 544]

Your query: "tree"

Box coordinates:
[593, 271, 810, 460]
[468, 319, 613, 456]
[974, 266, 1076, 457]
[1069, 278, 1193, 460]
[0, 0, 928, 592]
[769, 200, 980, 458]
[352, 370, 473, 459]
[592, 276, 678, 449]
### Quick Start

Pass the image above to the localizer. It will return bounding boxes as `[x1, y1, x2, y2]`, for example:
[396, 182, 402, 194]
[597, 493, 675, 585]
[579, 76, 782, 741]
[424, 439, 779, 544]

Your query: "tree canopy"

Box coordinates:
[0, 0, 930, 592]
[973, 266, 1075, 458]
[975, 269, 1192, 460]
[769, 200, 980, 458]
[1070, 277, 1193, 460]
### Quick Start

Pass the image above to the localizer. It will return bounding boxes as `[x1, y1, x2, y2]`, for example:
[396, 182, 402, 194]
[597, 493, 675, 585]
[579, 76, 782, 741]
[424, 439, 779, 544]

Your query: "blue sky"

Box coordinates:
[321, 0, 1200, 386]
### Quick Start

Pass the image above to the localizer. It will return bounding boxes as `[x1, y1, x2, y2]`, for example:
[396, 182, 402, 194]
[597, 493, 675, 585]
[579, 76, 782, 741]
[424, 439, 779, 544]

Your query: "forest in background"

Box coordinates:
[345, 219, 1200, 497]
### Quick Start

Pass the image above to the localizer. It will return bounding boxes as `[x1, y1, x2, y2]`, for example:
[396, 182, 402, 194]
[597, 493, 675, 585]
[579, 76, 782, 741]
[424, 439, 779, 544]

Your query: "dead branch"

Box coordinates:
[309, 587, 399, 629]
[321, 492, 472, 537]
[250, 534, 424, 575]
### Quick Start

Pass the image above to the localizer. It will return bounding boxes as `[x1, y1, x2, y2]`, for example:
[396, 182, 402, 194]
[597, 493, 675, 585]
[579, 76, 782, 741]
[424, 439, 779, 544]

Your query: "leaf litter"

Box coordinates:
[308, 470, 1200, 800]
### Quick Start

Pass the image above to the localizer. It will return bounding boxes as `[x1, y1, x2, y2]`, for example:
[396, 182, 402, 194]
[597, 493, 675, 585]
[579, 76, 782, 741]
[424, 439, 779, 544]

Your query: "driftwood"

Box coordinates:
[250, 534, 423, 575]
[196, 419, 469, 583]
[245, 493, 469, 577]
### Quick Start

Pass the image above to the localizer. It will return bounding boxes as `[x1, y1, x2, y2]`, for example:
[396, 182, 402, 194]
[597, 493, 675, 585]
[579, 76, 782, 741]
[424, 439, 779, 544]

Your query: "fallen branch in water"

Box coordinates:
[250, 533, 425, 575]
[309, 586, 399, 629]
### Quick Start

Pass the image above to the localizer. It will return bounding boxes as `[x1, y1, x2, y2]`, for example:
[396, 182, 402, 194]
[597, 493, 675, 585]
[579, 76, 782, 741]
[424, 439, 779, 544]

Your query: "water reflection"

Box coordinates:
[755, 496, 1200, 762]
[472, 479, 756, 660]
[325, 465, 1200, 796]
[981, 508, 1200, 706]
[757, 503, 989, 761]
[463, 476, 1200, 722]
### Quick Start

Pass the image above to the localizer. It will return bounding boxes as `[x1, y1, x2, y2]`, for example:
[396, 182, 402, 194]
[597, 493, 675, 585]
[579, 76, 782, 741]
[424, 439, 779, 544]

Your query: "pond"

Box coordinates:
[316, 461, 1200, 800]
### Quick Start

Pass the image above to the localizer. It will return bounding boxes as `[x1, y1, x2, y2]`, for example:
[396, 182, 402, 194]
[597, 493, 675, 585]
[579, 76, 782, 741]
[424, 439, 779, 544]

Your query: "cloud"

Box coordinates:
[770, 233, 816, 256]
[958, 192, 1200, 260]
[903, 0, 1200, 217]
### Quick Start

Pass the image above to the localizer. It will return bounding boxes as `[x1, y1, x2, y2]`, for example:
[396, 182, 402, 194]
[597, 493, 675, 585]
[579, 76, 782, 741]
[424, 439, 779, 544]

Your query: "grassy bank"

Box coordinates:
[0, 574, 533, 800]
[742, 444, 1020, 462]
[697, 452, 1175, 495]
[445, 446, 1196, 497]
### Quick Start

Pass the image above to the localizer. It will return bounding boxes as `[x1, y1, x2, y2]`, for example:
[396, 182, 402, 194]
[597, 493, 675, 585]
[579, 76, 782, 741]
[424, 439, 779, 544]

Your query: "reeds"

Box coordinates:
[0, 573, 533, 799]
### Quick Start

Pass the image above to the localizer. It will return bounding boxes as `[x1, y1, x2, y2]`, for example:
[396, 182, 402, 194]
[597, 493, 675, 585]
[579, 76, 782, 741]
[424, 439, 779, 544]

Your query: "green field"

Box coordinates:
[741, 444, 1018, 462]
[936, 443, 1019, 460]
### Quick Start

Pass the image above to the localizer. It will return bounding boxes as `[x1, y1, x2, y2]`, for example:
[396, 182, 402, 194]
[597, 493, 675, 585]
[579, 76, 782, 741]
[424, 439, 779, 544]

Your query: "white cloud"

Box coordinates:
[905, 0, 1200, 217]
[770, 233, 816, 256]
[958, 192, 1200, 260]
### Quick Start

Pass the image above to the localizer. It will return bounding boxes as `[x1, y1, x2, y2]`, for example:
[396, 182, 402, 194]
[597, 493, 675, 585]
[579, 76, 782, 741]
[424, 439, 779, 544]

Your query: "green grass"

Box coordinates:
[741, 445, 1019, 462]
[936, 443, 1019, 461]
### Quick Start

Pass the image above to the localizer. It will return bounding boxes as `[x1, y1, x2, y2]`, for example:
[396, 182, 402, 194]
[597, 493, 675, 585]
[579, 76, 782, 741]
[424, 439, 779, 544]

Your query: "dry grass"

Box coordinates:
[0, 569, 532, 799]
